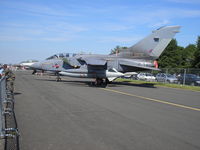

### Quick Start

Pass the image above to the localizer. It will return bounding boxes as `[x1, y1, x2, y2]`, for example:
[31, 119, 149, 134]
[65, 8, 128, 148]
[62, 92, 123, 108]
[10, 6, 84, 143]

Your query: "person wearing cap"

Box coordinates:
[3, 64, 15, 93]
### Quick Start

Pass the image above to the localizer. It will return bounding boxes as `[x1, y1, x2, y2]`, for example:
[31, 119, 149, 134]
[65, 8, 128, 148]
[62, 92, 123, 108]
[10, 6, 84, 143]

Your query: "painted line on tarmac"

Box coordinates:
[101, 88, 200, 112]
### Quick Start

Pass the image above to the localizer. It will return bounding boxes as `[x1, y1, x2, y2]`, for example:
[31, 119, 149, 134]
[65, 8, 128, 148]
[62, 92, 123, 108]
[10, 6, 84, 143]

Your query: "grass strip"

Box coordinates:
[115, 78, 200, 92]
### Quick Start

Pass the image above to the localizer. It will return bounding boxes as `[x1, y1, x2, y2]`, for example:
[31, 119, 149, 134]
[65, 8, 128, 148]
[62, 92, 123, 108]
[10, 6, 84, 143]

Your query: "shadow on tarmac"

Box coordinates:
[35, 78, 156, 88]
[35, 78, 92, 86]
[14, 92, 22, 95]
[111, 81, 156, 88]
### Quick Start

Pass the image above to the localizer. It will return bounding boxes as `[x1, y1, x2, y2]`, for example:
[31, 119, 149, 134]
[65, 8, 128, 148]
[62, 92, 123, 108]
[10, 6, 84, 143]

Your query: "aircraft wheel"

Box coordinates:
[106, 78, 112, 84]
[95, 78, 104, 87]
[32, 70, 37, 75]
[56, 77, 61, 82]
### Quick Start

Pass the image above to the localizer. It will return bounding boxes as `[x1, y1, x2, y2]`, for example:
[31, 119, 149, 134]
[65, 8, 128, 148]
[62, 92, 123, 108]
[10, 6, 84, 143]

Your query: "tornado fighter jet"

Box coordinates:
[31, 26, 181, 86]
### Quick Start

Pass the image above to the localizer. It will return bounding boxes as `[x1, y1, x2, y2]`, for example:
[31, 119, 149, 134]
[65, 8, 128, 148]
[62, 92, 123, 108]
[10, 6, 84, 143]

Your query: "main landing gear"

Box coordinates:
[56, 72, 61, 82]
[32, 69, 37, 75]
[90, 78, 110, 87]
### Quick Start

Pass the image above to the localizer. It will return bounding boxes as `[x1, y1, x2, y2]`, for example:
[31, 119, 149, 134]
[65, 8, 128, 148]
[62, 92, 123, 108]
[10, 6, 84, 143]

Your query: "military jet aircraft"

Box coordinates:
[18, 60, 38, 69]
[59, 26, 181, 85]
[31, 52, 124, 82]
[31, 26, 181, 86]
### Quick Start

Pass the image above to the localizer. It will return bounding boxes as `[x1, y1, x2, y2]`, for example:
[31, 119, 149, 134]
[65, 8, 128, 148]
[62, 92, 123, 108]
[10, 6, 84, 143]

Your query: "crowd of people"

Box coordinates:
[0, 64, 16, 93]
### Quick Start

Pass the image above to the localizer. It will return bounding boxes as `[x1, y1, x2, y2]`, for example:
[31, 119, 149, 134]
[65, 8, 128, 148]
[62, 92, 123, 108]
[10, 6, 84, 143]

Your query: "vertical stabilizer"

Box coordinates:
[122, 26, 181, 59]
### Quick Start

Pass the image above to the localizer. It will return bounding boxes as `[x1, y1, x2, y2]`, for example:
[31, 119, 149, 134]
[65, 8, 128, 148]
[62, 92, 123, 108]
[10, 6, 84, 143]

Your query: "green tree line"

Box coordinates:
[158, 36, 200, 68]
[110, 36, 200, 68]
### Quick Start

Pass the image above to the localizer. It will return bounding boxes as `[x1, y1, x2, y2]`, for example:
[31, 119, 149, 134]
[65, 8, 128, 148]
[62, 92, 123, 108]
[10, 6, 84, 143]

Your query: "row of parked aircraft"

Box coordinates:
[28, 26, 180, 86]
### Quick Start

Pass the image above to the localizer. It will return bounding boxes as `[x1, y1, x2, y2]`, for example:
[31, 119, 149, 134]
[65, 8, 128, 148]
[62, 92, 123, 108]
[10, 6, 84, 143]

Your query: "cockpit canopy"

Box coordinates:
[45, 53, 77, 60]
[20, 60, 38, 63]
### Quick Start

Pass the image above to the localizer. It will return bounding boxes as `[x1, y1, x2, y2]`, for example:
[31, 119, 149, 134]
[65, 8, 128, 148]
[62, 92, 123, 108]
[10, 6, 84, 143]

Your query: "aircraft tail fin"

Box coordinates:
[119, 26, 181, 59]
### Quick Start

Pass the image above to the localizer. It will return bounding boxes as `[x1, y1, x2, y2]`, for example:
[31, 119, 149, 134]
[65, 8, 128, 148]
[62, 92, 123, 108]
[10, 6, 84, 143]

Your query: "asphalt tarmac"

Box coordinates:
[14, 71, 200, 150]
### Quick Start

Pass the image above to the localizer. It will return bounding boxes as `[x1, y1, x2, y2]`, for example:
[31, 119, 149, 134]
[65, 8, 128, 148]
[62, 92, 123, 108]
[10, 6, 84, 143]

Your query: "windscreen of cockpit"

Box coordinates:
[46, 55, 59, 60]
[45, 53, 77, 60]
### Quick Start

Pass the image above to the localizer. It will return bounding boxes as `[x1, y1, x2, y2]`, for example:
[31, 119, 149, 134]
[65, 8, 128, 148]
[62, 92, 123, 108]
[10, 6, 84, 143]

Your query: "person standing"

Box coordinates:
[0, 65, 3, 79]
[3, 64, 15, 93]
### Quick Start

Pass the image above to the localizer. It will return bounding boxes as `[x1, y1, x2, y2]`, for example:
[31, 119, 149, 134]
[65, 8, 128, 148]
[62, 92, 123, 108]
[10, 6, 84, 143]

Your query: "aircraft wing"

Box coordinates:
[81, 57, 107, 66]
[119, 60, 160, 71]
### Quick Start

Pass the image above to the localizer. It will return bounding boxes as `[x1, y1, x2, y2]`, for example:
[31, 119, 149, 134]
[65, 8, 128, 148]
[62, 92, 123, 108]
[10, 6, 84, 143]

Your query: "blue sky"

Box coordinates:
[0, 0, 200, 64]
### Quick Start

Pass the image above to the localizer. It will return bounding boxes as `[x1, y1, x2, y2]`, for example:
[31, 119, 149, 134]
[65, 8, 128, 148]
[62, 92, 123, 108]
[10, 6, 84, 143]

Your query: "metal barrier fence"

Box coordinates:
[157, 68, 200, 76]
[153, 68, 200, 86]
[0, 77, 19, 150]
[128, 68, 200, 86]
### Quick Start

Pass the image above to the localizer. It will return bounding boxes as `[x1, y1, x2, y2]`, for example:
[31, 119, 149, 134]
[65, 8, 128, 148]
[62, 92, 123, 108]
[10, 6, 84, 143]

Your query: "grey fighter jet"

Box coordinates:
[31, 52, 124, 82]
[59, 26, 180, 85]
[31, 26, 181, 86]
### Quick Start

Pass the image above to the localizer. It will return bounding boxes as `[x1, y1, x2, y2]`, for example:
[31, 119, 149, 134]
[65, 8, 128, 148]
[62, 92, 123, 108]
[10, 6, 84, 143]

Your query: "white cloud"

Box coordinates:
[95, 23, 134, 31]
[0, 35, 32, 41]
[98, 36, 143, 44]
[1, 1, 78, 17]
[122, 7, 200, 28]
[151, 19, 171, 28]
[179, 9, 200, 17]
[0, 33, 79, 42]
[167, 0, 200, 4]
[0, 20, 89, 42]
[40, 35, 77, 42]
